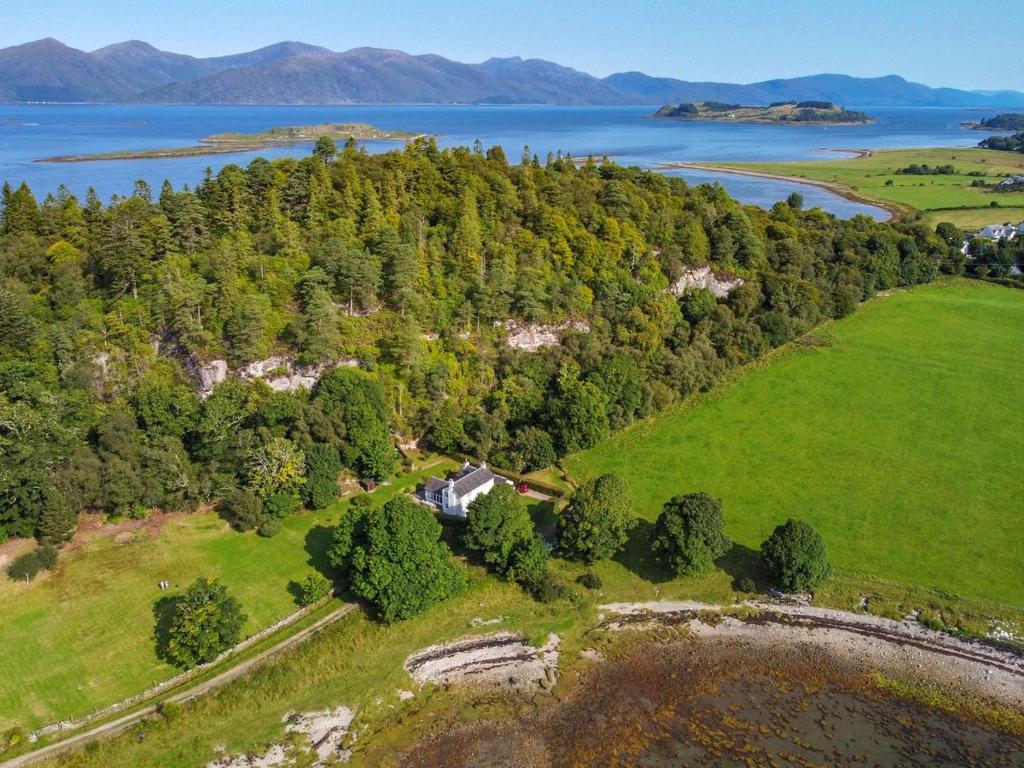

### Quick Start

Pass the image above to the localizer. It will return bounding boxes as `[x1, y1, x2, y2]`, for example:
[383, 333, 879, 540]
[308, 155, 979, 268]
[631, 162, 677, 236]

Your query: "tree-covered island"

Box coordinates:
[652, 101, 873, 125]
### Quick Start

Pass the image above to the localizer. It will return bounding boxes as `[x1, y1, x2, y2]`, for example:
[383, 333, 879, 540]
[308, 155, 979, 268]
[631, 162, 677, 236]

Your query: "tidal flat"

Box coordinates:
[402, 640, 1024, 767]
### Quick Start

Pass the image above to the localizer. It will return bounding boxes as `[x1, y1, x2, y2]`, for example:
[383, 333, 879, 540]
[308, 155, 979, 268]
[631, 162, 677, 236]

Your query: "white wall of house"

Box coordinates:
[442, 477, 495, 517]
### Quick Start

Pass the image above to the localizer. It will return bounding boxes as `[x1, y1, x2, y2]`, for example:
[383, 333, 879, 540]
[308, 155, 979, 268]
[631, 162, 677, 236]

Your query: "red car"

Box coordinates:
[516, 482, 530, 494]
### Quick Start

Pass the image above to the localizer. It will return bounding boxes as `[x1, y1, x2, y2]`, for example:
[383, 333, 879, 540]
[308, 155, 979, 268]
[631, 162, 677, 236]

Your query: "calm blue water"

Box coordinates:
[0, 104, 1019, 218]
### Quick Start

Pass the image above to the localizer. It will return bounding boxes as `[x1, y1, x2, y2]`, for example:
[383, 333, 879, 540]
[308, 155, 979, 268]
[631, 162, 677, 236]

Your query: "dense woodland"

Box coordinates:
[979, 132, 1024, 153]
[0, 137, 967, 556]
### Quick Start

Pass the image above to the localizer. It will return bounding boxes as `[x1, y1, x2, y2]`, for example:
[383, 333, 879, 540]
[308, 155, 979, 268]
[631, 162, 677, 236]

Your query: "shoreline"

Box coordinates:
[650, 115, 875, 127]
[659, 159, 904, 221]
[35, 132, 427, 164]
[601, 601, 1024, 710]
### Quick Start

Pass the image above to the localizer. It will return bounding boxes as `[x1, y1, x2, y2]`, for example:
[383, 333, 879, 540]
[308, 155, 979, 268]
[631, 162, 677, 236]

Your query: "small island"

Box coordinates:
[37, 123, 420, 163]
[652, 100, 873, 125]
[961, 113, 1024, 131]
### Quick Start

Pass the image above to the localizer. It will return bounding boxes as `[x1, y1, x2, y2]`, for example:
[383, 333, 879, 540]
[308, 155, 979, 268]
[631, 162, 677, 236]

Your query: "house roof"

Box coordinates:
[424, 477, 446, 493]
[452, 466, 495, 496]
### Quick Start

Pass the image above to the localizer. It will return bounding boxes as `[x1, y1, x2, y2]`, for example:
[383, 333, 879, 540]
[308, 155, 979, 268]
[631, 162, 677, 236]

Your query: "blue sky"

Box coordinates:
[0, 0, 1019, 91]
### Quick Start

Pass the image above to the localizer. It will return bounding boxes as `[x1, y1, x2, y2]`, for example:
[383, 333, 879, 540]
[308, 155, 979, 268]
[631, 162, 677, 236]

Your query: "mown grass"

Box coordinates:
[713, 147, 1024, 226]
[922, 206, 1024, 230]
[566, 279, 1024, 608]
[0, 463, 455, 732]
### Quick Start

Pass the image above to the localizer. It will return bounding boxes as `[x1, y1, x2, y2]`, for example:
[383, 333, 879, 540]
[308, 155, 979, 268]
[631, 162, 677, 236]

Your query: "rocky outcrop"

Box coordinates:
[670, 265, 744, 299]
[405, 631, 560, 689]
[187, 359, 228, 398]
[238, 355, 359, 393]
[496, 320, 591, 352]
[180, 352, 359, 397]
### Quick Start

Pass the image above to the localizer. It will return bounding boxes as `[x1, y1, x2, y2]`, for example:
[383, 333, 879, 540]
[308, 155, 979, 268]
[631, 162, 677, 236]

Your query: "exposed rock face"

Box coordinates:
[496, 320, 590, 352]
[670, 265, 744, 298]
[193, 360, 228, 397]
[183, 353, 359, 397]
[239, 356, 360, 393]
[236, 356, 292, 379]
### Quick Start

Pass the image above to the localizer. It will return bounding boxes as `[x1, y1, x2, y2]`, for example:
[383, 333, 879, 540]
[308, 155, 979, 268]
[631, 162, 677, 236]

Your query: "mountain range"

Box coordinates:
[1, 38, 1022, 107]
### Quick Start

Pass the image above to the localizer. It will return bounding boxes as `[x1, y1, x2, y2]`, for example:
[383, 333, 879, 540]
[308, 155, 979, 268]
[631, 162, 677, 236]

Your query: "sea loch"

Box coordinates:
[1, 104, 1017, 218]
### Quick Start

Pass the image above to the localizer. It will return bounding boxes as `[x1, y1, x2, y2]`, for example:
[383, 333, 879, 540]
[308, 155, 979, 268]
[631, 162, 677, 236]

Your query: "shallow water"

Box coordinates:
[0, 104, 1020, 217]
[401, 642, 1023, 767]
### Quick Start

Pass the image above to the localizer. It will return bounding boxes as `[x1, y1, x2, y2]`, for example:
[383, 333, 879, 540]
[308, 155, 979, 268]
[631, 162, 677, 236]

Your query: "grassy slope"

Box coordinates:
[714, 148, 1024, 228]
[922, 206, 1024, 229]
[567, 280, 1024, 607]
[0, 464, 454, 732]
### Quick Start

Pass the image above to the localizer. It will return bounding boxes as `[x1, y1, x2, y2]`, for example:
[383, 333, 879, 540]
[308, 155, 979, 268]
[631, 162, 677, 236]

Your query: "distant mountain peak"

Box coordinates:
[0, 39, 1021, 107]
[93, 39, 158, 53]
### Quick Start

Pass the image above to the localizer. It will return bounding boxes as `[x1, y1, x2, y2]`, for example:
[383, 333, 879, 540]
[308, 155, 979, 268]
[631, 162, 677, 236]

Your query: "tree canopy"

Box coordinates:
[164, 578, 247, 668]
[0, 138, 962, 548]
[651, 492, 730, 576]
[557, 473, 635, 562]
[327, 495, 465, 622]
[463, 483, 534, 575]
[760, 518, 831, 592]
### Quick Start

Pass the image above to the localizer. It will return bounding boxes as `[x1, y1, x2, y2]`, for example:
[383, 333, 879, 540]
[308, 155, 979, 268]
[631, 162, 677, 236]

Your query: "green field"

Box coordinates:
[0, 463, 454, 732]
[710, 147, 1024, 229]
[567, 279, 1024, 607]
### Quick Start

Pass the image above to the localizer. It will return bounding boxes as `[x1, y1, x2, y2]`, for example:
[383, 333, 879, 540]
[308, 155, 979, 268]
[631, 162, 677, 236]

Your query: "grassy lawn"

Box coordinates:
[711, 147, 1024, 226]
[566, 279, 1024, 608]
[0, 462, 455, 732]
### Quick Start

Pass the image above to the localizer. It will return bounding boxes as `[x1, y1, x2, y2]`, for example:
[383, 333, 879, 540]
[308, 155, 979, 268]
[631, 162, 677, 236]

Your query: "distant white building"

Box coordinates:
[977, 224, 1017, 241]
[422, 461, 510, 518]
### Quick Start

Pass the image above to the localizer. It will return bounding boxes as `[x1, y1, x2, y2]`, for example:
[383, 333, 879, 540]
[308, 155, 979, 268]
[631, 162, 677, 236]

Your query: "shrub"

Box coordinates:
[164, 578, 246, 668]
[760, 518, 831, 592]
[264, 492, 300, 519]
[738, 576, 756, 593]
[507, 534, 551, 597]
[257, 517, 282, 538]
[36, 544, 58, 571]
[222, 490, 264, 531]
[2, 726, 25, 754]
[7, 552, 42, 582]
[350, 493, 374, 508]
[651, 492, 730, 576]
[577, 572, 602, 590]
[533, 577, 568, 604]
[298, 572, 333, 606]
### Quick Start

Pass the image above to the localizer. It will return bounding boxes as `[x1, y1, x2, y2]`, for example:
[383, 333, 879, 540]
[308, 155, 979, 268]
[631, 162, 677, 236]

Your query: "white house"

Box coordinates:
[422, 461, 510, 517]
[977, 224, 1017, 242]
